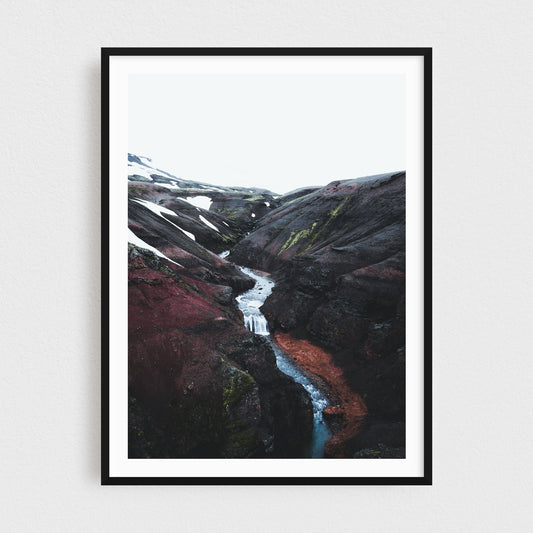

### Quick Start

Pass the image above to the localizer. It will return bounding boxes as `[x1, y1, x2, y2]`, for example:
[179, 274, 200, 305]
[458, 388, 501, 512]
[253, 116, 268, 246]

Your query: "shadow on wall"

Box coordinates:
[84, 60, 102, 481]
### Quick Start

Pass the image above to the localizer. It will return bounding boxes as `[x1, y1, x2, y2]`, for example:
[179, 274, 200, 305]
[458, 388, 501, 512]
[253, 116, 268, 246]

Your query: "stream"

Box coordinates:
[233, 264, 332, 458]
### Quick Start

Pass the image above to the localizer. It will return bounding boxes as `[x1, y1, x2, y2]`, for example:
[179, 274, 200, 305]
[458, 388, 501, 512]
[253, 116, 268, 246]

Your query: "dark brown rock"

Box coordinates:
[127, 244, 312, 458]
[231, 172, 406, 456]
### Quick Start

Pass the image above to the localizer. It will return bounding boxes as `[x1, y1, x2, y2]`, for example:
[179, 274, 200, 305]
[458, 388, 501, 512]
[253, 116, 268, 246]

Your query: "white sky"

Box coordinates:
[129, 73, 405, 194]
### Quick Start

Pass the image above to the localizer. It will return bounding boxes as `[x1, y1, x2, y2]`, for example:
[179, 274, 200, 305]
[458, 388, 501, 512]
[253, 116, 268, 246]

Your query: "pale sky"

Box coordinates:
[129, 73, 405, 194]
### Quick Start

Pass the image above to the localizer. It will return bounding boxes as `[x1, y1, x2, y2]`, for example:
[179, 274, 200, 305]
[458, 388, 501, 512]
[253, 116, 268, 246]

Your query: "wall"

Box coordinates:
[2, 1, 532, 531]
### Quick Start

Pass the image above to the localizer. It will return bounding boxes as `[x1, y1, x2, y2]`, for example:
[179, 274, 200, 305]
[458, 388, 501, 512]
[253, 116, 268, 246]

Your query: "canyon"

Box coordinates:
[127, 154, 405, 458]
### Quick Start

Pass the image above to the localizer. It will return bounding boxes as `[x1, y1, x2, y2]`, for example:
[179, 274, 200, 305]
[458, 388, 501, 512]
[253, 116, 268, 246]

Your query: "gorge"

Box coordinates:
[234, 264, 332, 458]
[127, 154, 406, 459]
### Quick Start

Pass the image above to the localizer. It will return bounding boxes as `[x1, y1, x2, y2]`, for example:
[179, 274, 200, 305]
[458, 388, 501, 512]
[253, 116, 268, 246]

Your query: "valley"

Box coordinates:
[127, 154, 405, 459]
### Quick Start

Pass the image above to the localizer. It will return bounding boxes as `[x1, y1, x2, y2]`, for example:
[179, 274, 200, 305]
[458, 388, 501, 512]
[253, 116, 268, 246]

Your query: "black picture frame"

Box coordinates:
[102, 47, 432, 486]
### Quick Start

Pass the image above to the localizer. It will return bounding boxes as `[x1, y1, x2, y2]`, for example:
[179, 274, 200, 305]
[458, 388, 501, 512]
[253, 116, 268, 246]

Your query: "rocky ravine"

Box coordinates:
[231, 172, 406, 458]
[128, 154, 406, 459]
[128, 156, 312, 458]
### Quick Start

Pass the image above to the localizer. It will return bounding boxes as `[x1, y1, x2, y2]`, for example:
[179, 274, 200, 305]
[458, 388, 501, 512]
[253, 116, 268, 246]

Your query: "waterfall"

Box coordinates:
[244, 314, 269, 335]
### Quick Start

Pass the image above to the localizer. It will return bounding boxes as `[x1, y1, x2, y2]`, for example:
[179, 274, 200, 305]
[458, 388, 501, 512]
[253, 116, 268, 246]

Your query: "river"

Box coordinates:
[234, 264, 332, 458]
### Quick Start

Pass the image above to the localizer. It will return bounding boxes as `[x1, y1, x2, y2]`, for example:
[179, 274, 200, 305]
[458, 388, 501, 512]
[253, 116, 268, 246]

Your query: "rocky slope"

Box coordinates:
[230, 172, 406, 457]
[127, 156, 312, 458]
[128, 153, 279, 248]
[127, 154, 406, 458]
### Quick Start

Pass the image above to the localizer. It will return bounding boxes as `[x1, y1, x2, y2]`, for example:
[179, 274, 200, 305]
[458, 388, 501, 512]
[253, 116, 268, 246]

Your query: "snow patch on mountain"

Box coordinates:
[185, 196, 212, 210]
[199, 215, 219, 232]
[128, 228, 182, 266]
[156, 181, 182, 191]
[128, 162, 154, 181]
[138, 156, 153, 166]
[133, 198, 177, 218]
[133, 198, 196, 241]
[128, 158, 179, 183]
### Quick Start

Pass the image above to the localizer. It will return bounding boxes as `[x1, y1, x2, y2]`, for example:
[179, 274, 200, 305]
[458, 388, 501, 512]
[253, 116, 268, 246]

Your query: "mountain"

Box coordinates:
[127, 154, 406, 459]
[230, 171, 406, 457]
[128, 153, 280, 237]
[127, 155, 312, 458]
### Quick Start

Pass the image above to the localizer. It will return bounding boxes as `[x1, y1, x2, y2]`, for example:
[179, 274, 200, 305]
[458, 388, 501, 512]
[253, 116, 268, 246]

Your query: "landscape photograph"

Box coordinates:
[125, 64, 407, 460]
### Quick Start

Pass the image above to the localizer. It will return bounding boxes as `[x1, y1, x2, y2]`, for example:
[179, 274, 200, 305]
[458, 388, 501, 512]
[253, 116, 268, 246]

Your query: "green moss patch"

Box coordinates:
[245, 195, 266, 202]
[223, 368, 255, 412]
[277, 222, 318, 256]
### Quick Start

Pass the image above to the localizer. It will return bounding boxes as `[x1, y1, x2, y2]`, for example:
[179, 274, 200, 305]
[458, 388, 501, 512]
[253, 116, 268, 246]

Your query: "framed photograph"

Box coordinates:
[102, 47, 432, 485]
